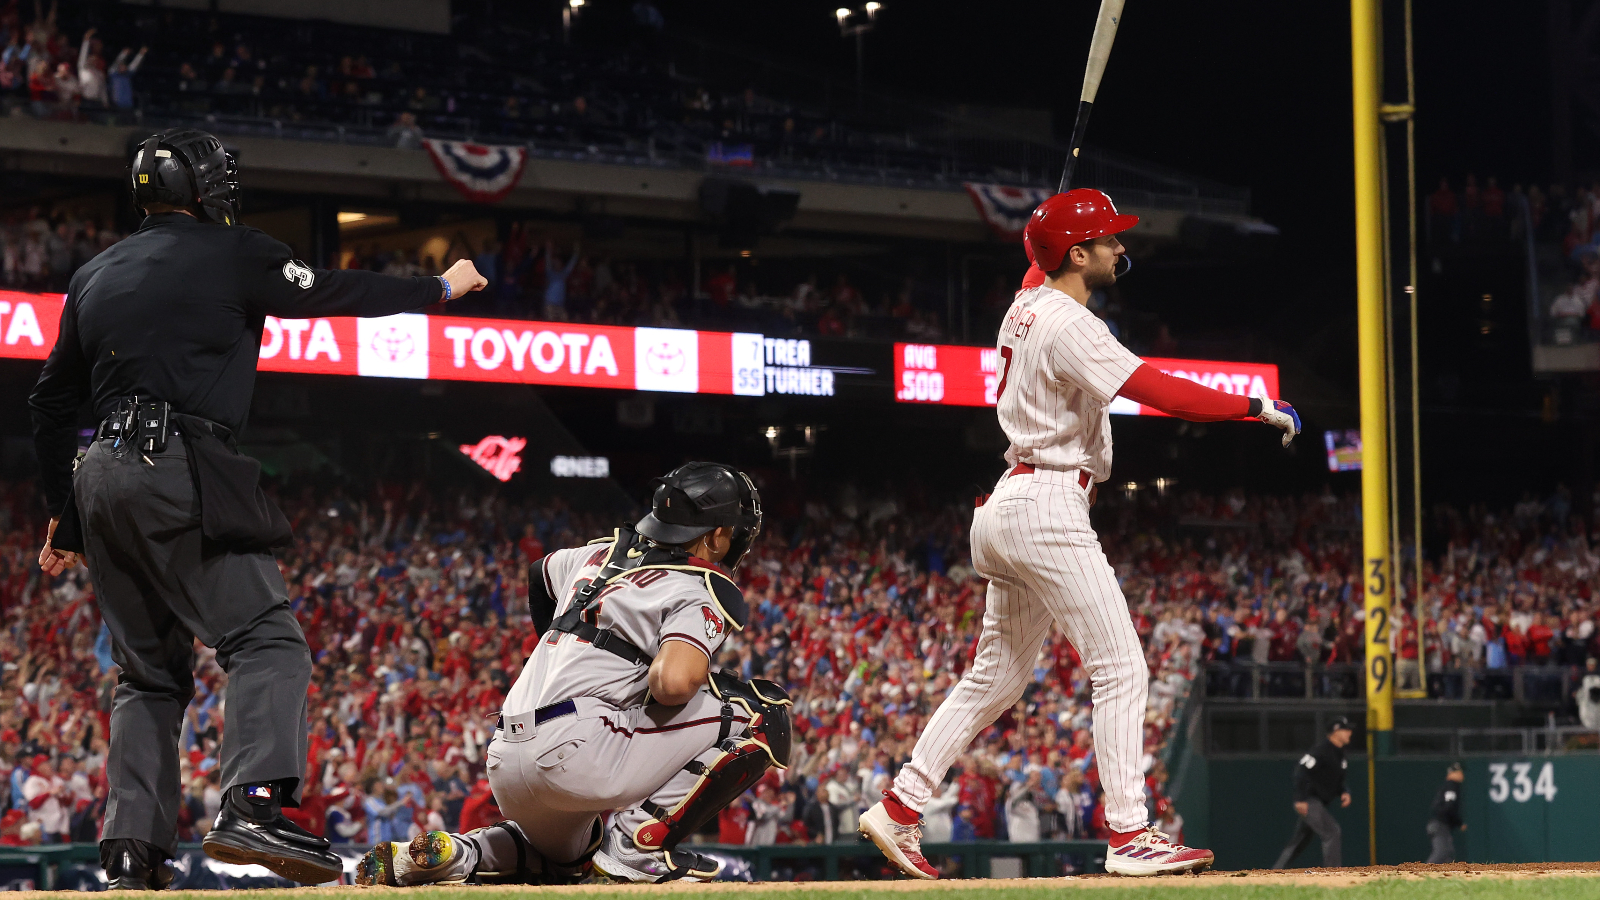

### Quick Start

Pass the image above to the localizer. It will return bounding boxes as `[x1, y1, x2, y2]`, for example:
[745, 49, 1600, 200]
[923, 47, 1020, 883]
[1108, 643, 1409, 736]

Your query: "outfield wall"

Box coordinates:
[1180, 755, 1600, 869]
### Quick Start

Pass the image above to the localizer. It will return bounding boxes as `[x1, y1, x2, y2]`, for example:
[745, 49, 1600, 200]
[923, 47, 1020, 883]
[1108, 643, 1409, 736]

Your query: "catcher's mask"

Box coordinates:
[129, 128, 240, 225]
[635, 462, 762, 570]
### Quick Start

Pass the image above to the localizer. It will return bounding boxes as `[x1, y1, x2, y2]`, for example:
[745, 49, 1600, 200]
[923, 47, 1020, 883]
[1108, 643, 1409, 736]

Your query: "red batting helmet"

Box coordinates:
[1022, 188, 1139, 273]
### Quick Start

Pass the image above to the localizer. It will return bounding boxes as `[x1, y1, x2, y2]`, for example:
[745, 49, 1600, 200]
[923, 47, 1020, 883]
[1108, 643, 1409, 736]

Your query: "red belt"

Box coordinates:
[1006, 463, 1091, 489]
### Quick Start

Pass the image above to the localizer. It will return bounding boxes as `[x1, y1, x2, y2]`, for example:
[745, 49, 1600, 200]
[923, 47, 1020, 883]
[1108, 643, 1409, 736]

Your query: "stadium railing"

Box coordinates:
[1204, 661, 1591, 705]
[0, 101, 1248, 216]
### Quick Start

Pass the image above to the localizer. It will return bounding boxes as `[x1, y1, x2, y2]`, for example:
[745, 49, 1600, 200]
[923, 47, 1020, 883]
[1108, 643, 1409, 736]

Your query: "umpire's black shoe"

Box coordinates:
[202, 785, 343, 885]
[101, 838, 175, 890]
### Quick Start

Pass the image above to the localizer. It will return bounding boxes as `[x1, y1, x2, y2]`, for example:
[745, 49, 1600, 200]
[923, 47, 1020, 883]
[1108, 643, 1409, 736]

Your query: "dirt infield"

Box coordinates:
[10, 863, 1596, 899]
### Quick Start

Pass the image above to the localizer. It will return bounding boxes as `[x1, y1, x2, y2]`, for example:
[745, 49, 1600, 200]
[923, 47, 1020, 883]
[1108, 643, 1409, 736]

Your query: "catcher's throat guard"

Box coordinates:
[631, 673, 793, 853]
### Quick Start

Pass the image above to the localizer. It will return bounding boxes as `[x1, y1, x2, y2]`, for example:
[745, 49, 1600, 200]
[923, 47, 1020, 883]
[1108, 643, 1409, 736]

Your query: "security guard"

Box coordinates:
[1272, 715, 1353, 869]
[28, 129, 486, 888]
[1425, 762, 1466, 863]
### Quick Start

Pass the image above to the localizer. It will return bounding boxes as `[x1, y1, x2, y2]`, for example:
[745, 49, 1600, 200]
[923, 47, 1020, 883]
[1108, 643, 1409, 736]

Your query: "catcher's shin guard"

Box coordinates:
[632, 740, 773, 852]
[632, 673, 794, 853]
[469, 822, 538, 885]
[472, 819, 601, 885]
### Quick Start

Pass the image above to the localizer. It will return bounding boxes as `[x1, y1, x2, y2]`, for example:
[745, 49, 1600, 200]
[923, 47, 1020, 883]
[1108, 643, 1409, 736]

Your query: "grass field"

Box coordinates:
[26, 870, 1600, 900]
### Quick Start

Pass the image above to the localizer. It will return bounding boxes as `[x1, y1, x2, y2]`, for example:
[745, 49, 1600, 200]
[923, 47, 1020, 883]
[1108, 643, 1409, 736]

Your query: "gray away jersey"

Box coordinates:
[503, 541, 740, 714]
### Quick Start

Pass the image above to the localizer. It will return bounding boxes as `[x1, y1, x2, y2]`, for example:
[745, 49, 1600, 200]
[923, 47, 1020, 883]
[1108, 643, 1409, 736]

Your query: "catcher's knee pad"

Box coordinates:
[632, 740, 773, 852]
[466, 821, 537, 885]
[708, 671, 793, 767]
[471, 818, 601, 885]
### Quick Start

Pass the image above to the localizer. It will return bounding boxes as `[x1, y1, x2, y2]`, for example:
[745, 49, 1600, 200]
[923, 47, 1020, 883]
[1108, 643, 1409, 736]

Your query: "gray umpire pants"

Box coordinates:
[479, 692, 752, 872]
[75, 439, 311, 854]
[1425, 820, 1455, 863]
[1271, 798, 1342, 869]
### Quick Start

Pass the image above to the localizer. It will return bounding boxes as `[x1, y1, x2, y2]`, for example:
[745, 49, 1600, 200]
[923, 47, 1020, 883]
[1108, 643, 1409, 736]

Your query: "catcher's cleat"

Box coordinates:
[591, 825, 722, 883]
[859, 798, 938, 880]
[356, 831, 476, 887]
[1103, 826, 1214, 876]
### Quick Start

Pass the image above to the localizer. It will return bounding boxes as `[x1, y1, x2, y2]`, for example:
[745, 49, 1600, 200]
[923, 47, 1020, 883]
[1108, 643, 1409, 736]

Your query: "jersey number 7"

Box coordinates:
[997, 346, 1014, 401]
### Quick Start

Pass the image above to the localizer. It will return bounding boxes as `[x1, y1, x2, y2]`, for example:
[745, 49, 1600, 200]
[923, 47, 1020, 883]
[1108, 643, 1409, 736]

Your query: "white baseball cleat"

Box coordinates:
[591, 825, 722, 883]
[1103, 826, 1214, 876]
[859, 801, 938, 880]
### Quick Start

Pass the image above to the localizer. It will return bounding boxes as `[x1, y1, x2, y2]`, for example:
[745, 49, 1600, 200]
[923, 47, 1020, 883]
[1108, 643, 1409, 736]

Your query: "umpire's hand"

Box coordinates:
[441, 259, 489, 299]
[38, 517, 81, 576]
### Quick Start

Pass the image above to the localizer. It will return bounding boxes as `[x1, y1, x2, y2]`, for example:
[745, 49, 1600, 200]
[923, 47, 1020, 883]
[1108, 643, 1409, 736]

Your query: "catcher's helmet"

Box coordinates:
[636, 462, 763, 569]
[1022, 188, 1139, 273]
[129, 129, 241, 225]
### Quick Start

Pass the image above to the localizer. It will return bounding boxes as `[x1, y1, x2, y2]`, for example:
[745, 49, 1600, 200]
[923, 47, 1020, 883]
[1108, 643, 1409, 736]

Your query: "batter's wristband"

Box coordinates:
[439, 276, 452, 302]
[1248, 397, 1264, 418]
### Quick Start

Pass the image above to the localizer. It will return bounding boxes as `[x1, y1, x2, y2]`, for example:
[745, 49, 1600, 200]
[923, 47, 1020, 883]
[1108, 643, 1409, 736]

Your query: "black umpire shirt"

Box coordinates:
[1291, 738, 1349, 805]
[28, 212, 442, 518]
[1430, 780, 1463, 829]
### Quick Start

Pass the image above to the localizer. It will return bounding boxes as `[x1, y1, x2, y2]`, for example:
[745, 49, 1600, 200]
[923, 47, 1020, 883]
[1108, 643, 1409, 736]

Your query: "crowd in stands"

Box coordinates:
[1528, 179, 1600, 342]
[0, 206, 123, 293]
[0, 0, 1033, 188]
[0, 201, 959, 341]
[0, 2, 147, 122]
[1426, 173, 1600, 347]
[343, 231, 952, 341]
[1, 470, 1597, 858]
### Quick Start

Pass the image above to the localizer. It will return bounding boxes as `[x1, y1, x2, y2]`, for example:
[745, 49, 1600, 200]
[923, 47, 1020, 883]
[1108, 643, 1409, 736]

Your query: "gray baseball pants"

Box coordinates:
[1272, 798, 1342, 869]
[1425, 820, 1455, 863]
[75, 440, 312, 854]
[477, 692, 752, 872]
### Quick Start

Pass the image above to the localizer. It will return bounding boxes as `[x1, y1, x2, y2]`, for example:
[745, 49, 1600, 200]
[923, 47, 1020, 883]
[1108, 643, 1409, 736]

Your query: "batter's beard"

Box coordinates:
[1087, 267, 1117, 290]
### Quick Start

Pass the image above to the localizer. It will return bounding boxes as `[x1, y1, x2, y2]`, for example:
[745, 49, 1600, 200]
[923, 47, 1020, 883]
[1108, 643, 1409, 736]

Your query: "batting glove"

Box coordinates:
[1254, 398, 1301, 447]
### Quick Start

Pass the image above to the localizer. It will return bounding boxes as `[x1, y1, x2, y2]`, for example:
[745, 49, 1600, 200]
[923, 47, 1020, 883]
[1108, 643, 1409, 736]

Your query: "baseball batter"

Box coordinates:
[861, 189, 1301, 878]
[358, 462, 791, 886]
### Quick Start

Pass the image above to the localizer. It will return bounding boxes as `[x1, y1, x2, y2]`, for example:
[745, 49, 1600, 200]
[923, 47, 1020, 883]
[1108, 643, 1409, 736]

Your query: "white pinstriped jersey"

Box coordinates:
[504, 542, 736, 715]
[996, 286, 1143, 481]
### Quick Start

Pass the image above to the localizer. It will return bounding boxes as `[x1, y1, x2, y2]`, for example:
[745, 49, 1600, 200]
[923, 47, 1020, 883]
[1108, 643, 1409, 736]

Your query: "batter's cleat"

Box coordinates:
[1103, 826, 1214, 876]
[859, 799, 938, 880]
[356, 831, 478, 887]
[591, 827, 722, 883]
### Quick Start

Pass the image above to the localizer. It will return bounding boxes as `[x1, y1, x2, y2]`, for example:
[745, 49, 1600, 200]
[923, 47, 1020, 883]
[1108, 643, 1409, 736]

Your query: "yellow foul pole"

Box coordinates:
[1351, 0, 1393, 865]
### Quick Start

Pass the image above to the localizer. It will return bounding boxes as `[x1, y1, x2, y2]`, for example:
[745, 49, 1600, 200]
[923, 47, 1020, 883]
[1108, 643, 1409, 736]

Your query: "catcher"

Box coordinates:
[358, 462, 790, 885]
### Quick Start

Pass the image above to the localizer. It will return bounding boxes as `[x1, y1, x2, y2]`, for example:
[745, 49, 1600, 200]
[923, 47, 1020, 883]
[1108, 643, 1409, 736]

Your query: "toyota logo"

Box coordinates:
[645, 342, 687, 376]
[369, 327, 416, 363]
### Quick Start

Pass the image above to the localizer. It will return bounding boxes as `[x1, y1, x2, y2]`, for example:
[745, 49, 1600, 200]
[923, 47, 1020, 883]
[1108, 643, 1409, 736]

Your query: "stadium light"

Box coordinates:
[834, 5, 883, 94]
[563, 0, 585, 42]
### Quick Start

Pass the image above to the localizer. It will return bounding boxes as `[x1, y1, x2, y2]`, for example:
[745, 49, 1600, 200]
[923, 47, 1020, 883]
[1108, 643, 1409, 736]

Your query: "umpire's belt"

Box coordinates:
[495, 700, 579, 743]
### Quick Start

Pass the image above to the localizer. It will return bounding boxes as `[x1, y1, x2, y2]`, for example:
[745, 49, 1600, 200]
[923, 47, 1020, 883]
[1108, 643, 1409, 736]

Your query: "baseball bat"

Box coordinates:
[1058, 0, 1126, 193]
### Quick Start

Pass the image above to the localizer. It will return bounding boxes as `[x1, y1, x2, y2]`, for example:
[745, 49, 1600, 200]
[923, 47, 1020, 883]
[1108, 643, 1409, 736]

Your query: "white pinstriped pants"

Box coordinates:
[891, 467, 1150, 833]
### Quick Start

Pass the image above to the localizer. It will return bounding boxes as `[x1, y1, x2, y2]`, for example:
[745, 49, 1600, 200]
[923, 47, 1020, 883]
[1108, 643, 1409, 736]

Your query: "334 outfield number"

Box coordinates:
[1487, 762, 1557, 803]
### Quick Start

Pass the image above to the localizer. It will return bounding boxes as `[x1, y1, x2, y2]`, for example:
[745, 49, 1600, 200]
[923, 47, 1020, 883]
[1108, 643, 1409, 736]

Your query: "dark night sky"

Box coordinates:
[650, 1, 1561, 403]
[654, 1, 1555, 249]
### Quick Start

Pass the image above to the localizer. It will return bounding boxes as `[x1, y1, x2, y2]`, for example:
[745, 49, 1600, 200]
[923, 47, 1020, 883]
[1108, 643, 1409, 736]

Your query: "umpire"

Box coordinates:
[1425, 762, 1466, 863]
[28, 129, 485, 888]
[1272, 715, 1353, 869]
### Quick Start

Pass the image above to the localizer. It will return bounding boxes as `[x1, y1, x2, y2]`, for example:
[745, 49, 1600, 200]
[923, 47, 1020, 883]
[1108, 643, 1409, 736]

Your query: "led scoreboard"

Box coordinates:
[0, 290, 1274, 413]
[894, 341, 1280, 415]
